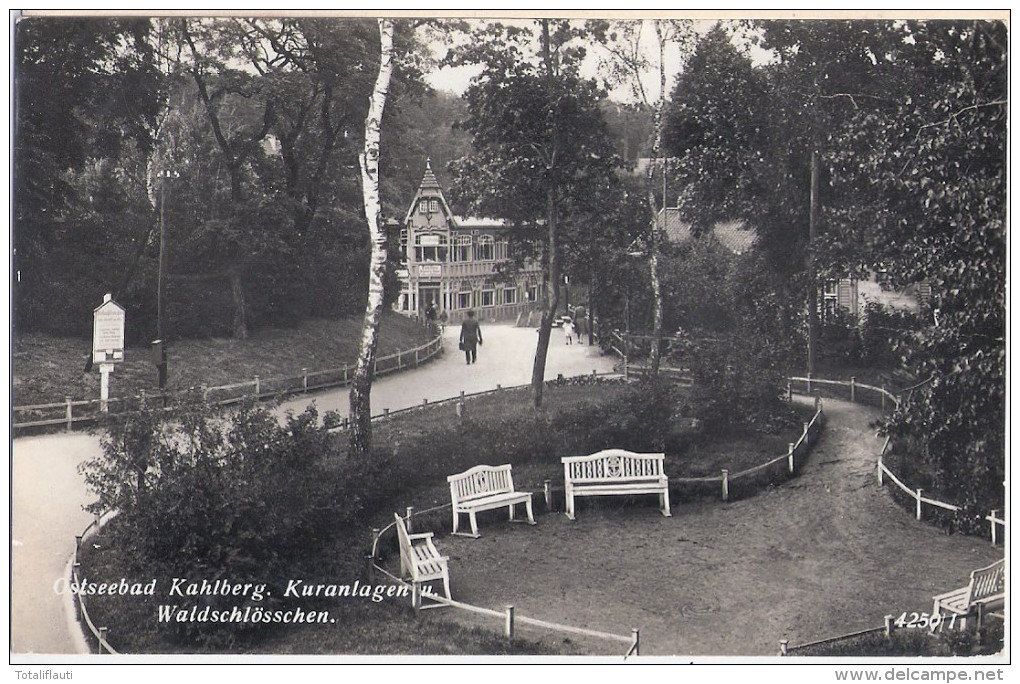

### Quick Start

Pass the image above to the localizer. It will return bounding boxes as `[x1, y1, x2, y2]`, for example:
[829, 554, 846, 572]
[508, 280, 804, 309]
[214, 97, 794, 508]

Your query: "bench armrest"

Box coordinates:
[408, 532, 435, 541]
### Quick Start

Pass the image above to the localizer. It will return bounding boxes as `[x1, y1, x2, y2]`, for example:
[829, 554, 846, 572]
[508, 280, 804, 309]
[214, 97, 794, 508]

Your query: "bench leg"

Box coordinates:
[661, 488, 672, 517]
[525, 497, 536, 525]
[469, 511, 480, 538]
[508, 502, 515, 522]
[452, 509, 459, 536]
[565, 491, 575, 520]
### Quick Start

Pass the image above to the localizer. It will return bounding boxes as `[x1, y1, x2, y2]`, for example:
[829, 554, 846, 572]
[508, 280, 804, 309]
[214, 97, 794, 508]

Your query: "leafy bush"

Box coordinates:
[859, 301, 922, 368]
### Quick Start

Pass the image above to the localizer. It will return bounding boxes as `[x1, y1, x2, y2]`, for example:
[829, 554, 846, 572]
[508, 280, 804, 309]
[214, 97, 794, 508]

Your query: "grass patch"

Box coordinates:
[790, 621, 1004, 657]
[13, 313, 432, 407]
[76, 378, 813, 656]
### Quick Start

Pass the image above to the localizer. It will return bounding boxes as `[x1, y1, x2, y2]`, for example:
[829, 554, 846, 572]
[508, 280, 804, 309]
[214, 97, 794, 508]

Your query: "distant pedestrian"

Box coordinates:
[460, 310, 483, 364]
[563, 318, 574, 345]
[573, 305, 588, 344]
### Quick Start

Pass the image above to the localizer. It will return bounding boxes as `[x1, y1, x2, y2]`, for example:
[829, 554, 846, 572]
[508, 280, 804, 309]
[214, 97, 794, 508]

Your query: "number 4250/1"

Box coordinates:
[894, 611, 958, 632]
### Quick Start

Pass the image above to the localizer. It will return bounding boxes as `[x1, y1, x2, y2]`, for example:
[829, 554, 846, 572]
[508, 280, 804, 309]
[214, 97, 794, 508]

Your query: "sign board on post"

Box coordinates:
[93, 293, 125, 412]
[92, 293, 126, 365]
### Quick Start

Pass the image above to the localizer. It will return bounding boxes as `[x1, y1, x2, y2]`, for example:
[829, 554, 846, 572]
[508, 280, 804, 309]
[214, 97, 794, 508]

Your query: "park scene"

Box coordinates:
[11, 14, 1006, 662]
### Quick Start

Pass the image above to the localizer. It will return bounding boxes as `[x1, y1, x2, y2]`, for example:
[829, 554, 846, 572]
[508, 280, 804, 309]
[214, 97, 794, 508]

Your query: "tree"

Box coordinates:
[810, 20, 1007, 518]
[347, 18, 394, 458]
[447, 19, 620, 407]
[592, 18, 697, 376]
[14, 16, 162, 337]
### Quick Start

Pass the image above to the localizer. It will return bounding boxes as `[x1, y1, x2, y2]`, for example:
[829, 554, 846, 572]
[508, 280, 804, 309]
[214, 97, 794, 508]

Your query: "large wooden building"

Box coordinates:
[393, 161, 544, 324]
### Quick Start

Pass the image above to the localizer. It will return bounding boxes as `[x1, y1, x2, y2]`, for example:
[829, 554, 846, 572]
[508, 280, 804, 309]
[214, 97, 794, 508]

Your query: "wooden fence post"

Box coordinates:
[414, 349, 419, 367]
[916, 488, 923, 520]
[397, 352, 402, 370]
[884, 614, 894, 637]
[881, 382, 887, 410]
[366, 553, 376, 582]
[779, 639, 789, 656]
[631, 628, 640, 656]
[253, 375, 260, 398]
[75, 535, 83, 553]
[623, 354, 629, 380]
[806, 372, 812, 394]
[98, 627, 109, 653]
[721, 469, 729, 502]
[422, 398, 428, 410]
[302, 368, 308, 393]
[65, 396, 73, 432]
[201, 384, 209, 402]
[989, 510, 998, 545]
[544, 479, 553, 511]
[814, 395, 821, 412]
[383, 408, 390, 419]
[343, 365, 348, 384]
[788, 443, 796, 474]
[787, 381, 792, 402]
[138, 389, 146, 408]
[850, 376, 856, 403]
[405, 507, 414, 534]
[877, 461, 884, 486]
[505, 605, 515, 639]
[803, 423, 810, 447]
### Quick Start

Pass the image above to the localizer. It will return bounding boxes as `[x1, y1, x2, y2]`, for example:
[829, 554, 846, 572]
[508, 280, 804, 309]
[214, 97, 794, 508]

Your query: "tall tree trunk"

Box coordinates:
[349, 19, 393, 458]
[229, 267, 248, 340]
[531, 19, 560, 409]
[646, 21, 668, 378]
[807, 150, 820, 377]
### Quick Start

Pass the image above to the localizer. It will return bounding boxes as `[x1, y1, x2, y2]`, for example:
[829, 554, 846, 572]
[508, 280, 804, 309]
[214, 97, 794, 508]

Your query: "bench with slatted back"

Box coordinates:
[393, 513, 450, 610]
[561, 449, 671, 520]
[447, 464, 535, 538]
[932, 558, 1004, 628]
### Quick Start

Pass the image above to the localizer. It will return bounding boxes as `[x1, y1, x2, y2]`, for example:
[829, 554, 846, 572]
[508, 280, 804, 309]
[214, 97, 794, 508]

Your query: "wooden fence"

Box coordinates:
[13, 331, 444, 434]
[370, 508, 640, 657]
[69, 511, 119, 654]
[788, 374, 1005, 544]
[779, 605, 1001, 656]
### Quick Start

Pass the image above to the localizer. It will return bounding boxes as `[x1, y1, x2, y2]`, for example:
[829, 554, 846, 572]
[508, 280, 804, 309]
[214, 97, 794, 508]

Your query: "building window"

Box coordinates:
[430, 199, 439, 213]
[415, 233, 448, 262]
[399, 228, 408, 254]
[526, 285, 539, 302]
[457, 291, 472, 309]
[452, 234, 472, 262]
[476, 235, 495, 261]
[504, 288, 518, 305]
[419, 199, 429, 213]
[480, 289, 495, 307]
[496, 239, 509, 260]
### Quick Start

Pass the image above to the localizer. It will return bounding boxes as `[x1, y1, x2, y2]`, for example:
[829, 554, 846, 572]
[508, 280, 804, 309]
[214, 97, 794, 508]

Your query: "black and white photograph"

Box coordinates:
[9, 9, 1009, 680]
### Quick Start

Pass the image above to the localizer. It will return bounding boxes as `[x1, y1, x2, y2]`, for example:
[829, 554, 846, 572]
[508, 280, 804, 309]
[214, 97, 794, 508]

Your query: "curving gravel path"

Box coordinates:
[435, 397, 1004, 656]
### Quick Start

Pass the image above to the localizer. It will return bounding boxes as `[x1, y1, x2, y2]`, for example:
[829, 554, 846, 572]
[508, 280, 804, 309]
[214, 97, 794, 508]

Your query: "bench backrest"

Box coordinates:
[447, 464, 515, 504]
[394, 513, 413, 564]
[562, 449, 666, 483]
[968, 559, 1005, 602]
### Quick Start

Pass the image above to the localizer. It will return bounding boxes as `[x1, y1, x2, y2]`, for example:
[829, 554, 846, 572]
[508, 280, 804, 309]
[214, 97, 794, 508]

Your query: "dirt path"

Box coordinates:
[434, 397, 1003, 656]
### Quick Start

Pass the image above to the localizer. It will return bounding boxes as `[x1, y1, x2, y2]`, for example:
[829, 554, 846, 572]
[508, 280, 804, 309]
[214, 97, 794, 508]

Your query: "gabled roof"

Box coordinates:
[656, 209, 757, 255]
[403, 158, 458, 226]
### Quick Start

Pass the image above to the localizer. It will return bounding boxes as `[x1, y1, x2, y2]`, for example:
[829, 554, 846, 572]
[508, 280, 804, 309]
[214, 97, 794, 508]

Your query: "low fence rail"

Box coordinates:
[70, 511, 119, 654]
[370, 509, 640, 657]
[788, 374, 1004, 544]
[14, 331, 444, 433]
[779, 606, 1002, 656]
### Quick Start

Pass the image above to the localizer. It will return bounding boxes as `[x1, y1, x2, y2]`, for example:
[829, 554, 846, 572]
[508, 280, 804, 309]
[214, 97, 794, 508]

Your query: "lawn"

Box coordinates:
[12, 312, 433, 407]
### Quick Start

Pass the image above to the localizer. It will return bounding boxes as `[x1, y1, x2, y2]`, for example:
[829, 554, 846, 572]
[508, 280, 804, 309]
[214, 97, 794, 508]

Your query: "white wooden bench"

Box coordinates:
[447, 464, 535, 538]
[932, 559, 1004, 628]
[393, 513, 450, 610]
[561, 449, 671, 520]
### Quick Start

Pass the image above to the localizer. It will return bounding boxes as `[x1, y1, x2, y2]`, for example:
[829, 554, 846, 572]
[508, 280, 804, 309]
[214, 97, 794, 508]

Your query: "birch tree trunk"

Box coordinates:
[645, 21, 668, 378]
[349, 19, 393, 458]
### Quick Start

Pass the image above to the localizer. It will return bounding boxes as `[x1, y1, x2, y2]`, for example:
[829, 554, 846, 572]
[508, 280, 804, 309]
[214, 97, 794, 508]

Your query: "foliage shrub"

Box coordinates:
[81, 397, 350, 647]
[859, 301, 923, 368]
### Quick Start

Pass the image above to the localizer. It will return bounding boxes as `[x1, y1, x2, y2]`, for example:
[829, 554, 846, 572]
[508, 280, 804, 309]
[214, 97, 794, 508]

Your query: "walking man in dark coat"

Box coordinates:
[460, 309, 483, 364]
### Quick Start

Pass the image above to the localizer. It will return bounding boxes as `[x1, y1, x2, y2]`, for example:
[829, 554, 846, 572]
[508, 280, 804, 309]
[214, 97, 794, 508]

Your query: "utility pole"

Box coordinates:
[807, 151, 820, 378]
